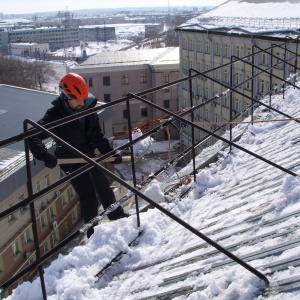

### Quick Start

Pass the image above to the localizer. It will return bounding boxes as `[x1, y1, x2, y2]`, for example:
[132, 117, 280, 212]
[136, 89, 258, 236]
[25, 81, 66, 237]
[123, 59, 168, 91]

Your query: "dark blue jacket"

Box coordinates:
[29, 93, 112, 160]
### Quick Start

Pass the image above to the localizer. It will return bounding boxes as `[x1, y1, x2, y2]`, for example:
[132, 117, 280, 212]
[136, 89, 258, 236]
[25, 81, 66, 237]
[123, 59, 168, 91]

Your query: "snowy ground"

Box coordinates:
[5, 78, 300, 299]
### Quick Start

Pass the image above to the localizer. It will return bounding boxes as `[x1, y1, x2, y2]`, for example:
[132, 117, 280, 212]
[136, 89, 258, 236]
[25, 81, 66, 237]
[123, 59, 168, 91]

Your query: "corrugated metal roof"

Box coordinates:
[0, 85, 57, 155]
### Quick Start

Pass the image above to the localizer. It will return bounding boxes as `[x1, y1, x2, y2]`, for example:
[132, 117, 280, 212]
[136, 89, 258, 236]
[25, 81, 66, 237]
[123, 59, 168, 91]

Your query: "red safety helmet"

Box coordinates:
[59, 73, 88, 101]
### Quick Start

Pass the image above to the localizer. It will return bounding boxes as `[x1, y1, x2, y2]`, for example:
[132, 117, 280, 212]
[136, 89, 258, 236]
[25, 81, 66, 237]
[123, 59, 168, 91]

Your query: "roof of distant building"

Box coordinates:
[72, 47, 179, 71]
[179, 0, 300, 35]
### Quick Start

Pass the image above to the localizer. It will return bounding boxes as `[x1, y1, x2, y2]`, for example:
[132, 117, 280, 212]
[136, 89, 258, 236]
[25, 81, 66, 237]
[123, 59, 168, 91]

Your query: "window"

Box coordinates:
[203, 87, 208, 99]
[183, 38, 187, 49]
[24, 228, 32, 244]
[49, 205, 56, 219]
[205, 41, 210, 53]
[215, 42, 220, 56]
[7, 204, 15, 222]
[262, 53, 268, 65]
[163, 73, 169, 83]
[224, 44, 229, 57]
[189, 39, 193, 50]
[235, 73, 239, 86]
[45, 174, 50, 187]
[235, 99, 239, 111]
[12, 240, 21, 257]
[71, 208, 78, 224]
[19, 194, 27, 213]
[141, 108, 148, 117]
[68, 186, 76, 200]
[40, 213, 47, 229]
[164, 100, 170, 109]
[247, 47, 251, 61]
[267, 81, 270, 93]
[51, 229, 59, 245]
[198, 62, 201, 71]
[104, 93, 111, 103]
[260, 80, 265, 94]
[223, 95, 227, 107]
[205, 109, 209, 121]
[236, 46, 240, 58]
[62, 192, 68, 207]
[224, 69, 228, 82]
[246, 76, 251, 89]
[122, 74, 129, 85]
[43, 240, 49, 254]
[214, 69, 219, 80]
[88, 77, 93, 87]
[198, 40, 202, 52]
[140, 73, 147, 83]
[103, 76, 110, 86]
[123, 110, 128, 118]
[35, 180, 41, 192]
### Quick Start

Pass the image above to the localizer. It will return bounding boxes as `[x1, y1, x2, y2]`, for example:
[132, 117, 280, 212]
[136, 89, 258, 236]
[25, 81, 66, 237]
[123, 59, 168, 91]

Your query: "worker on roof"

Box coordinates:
[29, 72, 128, 238]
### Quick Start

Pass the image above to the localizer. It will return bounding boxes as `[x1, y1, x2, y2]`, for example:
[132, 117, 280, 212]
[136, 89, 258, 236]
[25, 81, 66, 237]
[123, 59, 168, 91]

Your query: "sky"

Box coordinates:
[1, 0, 226, 15]
[4, 78, 300, 299]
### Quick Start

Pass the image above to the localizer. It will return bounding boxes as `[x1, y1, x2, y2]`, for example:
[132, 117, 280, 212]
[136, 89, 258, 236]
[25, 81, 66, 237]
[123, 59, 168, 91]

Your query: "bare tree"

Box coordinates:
[0, 56, 56, 90]
[164, 15, 185, 47]
[33, 61, 56, 90]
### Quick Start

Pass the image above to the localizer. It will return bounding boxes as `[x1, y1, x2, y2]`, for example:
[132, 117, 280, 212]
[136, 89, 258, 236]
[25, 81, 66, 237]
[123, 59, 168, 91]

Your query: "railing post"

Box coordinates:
[189, 69, 197, 181]
[283, 44, 287, 99]
[23, 121, 47, 300]
[126, 96, 141, 228]
[269, 47, 273, 109]
[230, 57, 234, 150]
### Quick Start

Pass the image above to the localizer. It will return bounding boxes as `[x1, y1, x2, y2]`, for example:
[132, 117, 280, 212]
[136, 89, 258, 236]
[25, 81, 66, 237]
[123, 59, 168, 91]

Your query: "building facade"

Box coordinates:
[0, 25, 116, 53]
[175, 1, 300, 155]
[8, 42, 49, 58]
[69, 47, 180, 140]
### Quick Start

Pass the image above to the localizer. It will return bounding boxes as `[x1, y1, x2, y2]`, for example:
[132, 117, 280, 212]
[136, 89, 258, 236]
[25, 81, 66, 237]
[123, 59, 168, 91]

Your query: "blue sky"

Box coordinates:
[1, 0, 226, 14]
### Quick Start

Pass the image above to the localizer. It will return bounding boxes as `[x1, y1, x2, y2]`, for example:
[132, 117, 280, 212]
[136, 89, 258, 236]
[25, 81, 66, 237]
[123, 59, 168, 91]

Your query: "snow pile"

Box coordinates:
[6, 80, 300, 299]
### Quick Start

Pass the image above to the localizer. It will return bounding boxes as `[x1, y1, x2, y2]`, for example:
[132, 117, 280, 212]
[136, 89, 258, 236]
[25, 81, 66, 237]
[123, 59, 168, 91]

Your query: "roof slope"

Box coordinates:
[7, 81, 300, 299]
[183, 0, 300, 33]
[0, 85, 57, 177]
[205, 0, 300, 18]
[73, 47, 179, 70]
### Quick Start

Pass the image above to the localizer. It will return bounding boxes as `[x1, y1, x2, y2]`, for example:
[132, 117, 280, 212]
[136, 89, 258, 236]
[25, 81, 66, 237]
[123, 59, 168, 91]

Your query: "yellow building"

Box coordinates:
[176, 0, 300, 155]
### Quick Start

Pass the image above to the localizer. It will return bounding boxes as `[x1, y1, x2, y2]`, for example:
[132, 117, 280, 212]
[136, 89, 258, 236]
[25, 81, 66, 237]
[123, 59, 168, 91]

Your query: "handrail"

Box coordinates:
[2, 37, 300, 297]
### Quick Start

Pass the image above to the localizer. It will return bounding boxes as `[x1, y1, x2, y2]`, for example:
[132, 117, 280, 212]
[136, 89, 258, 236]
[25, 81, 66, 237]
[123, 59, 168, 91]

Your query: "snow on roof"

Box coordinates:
[73, 47, 179, 70]
[205, 0, 300, 19]
[6, 80, 300, 299]
[184, 0, 300, 33]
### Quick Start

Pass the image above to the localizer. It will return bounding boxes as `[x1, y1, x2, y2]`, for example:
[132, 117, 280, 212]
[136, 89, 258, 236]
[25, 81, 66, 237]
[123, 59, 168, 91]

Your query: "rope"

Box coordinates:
[194, 117, 300, 127]
[164, 125, 192, 192]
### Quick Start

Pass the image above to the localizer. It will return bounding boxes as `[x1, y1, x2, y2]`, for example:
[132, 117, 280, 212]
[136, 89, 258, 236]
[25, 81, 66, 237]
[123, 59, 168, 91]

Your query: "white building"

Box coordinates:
[8, 42, 49, 58]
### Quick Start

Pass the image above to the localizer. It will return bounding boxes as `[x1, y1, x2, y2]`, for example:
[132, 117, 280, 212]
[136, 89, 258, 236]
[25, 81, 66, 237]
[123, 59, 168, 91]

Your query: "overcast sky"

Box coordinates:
[1, 0, 226, 14]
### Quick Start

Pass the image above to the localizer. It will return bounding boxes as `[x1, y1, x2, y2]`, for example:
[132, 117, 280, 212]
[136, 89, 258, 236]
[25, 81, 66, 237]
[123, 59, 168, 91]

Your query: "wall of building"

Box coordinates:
[76, 63, 179, 140]
[8, 42, 49, 57]
[177, 29, 300, 155]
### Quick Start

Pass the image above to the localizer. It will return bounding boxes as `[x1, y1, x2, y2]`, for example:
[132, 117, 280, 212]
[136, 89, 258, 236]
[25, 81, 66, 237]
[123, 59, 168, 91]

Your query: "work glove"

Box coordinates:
[40, 152, 58, 169]
[110, 154, 122, 164]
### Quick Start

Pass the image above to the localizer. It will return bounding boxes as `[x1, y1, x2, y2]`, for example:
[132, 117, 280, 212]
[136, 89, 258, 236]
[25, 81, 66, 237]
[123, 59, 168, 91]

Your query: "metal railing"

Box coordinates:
[1, 37, 300, 299]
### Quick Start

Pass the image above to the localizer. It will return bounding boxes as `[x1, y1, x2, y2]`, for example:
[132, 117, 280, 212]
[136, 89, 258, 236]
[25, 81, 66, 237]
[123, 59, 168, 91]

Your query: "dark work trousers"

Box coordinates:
[60, 163, 121, 237]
